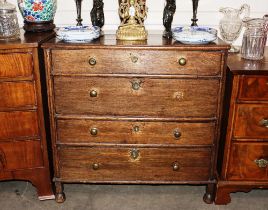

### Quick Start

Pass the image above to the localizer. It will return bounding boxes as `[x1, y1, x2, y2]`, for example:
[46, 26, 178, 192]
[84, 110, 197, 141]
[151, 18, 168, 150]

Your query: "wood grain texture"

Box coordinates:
[54, 77, 219, 118]
[59, 147, 211, 182]
[0, 53, 33, 78]
[0, 111, 39, 140]
[0, 140, 43, 170]
[52, 49, 222, 76]
[0, 81, 36, 110]
[57, 119, 215, 146]
[233, 104, 268, 140]
[238, 76, 268, 101]
[227, 142, 268, 181]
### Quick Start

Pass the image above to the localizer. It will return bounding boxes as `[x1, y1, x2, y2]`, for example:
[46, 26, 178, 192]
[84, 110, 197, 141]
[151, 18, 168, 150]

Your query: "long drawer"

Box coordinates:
[233, 104, 268, 140]
[54, 77, 219, 118]
[0, 111, 39, 140]
[0, 140, 43, 170]
[227, 142, 268, 181]
[0, 52, 33, 79]
[59, 147, 211, 182]
[57, 119, 215, 145]
[52, 49, 222, 76]
[0, 81, 36, 109]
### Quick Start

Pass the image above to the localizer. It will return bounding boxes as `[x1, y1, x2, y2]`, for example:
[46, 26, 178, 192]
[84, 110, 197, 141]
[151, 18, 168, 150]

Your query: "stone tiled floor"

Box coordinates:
[0, 181, 267, 210]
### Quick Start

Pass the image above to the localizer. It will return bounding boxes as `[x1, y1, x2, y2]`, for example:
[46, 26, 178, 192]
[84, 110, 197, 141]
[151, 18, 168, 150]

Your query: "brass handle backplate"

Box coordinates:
[89, 57, 97, 66]
[92, 163, 100, 170]
[130, 54, 139, 63]
[89, 90, 98, 97]
[178, 58, 187, 66]
[260, 119, 268, 128]
[130, 148, 140, 160]
[255, 159, 268, 168]
[90, 128, 98, 136]
[174, 129, 182, 139]
[131, 79, 142, 91]
[172, 162, 180, 171]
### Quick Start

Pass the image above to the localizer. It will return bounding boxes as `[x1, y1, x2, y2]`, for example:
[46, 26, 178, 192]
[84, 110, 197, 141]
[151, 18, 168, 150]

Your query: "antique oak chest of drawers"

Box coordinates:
[0, 31, 54, 200]
[215, 49, 268, 204]
[42, 34, 229, 203]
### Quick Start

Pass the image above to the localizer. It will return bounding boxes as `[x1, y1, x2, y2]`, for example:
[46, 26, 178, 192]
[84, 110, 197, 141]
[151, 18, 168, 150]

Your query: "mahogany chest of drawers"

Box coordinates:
[42, 34, 229, 203]
[0, 31, 54, 200]
[215, 49, 268, 204]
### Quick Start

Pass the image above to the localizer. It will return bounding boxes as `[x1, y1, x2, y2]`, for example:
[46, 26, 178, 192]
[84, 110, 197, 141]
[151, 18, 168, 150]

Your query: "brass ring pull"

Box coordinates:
[90, 128, 98, 136]
[92, 163, 100, 170]
[254, 159, 268, 168]
[174, 129, 182, 139]
[172, 162, 180, 171]
[130, 148, 139, 160]
[89, 90, 98, 97]
[130, 54, 139, 63]
[89, 57, 97, 66]
[178, 57, 187, 66]
[131, 79, 142, 91]
[260, 119, 268, 128]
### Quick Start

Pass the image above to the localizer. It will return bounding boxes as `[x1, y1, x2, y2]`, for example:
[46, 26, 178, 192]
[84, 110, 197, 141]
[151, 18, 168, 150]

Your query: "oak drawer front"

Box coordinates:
[0, 141, 43, 170]
[57, 119, 215, 145]
[227, 143, 268, 181]
[0, 53, 33, 78]
[59, 147, 211, 181]
[52, 49, 222, 76]
[233, 104, 268, 140]
[54, 77, 219, 118]
[239, 76, 268, 101]
[0, 111, 39, 140]
[0, 82, 36, 109]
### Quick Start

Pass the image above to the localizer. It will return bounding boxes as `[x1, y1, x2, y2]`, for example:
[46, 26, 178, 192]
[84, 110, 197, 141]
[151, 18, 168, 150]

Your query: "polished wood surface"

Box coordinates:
[0, 31, 54, 200]
[59, 147, 211, 182]
[54, 77, 219, 118]
[43, 33, 229, 203]
[215, 48, 268, 205]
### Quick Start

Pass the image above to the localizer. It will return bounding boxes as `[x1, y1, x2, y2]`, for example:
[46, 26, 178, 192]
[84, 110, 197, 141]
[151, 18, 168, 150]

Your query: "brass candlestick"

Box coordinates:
[116, 0, 148, 40]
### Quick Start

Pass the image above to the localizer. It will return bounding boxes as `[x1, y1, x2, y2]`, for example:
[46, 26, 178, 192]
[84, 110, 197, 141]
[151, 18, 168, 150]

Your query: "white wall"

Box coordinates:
[11, 0, 268, 45]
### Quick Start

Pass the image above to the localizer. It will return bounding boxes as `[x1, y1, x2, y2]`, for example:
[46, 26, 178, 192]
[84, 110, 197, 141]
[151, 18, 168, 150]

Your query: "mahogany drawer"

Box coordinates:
[233, 104, 268, 140]
[0, 53, 33, 79]
[0, 111, 39, 140]
[0, 141, 43, 170]
[59, 147, 211, 182]
[57, 119, 215, 146]
[54, 77, 219, 118]
[238, 76, 268, 101]
[0, 81, 36, 109]
[52, 49, 222, 76]
[227, 142, 268, 181]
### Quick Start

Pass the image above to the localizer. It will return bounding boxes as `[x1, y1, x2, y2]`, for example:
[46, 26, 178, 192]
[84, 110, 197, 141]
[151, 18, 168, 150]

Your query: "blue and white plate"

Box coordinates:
[56, 26, 100, 42]
[172, 26, 217, 44]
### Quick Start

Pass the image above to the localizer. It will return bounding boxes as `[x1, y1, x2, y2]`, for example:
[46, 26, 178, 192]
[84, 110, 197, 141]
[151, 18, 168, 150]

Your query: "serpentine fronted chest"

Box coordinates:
[42, 34, 229, 203]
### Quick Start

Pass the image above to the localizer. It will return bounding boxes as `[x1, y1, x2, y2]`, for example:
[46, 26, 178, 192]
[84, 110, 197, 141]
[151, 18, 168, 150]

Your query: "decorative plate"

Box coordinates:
[56, 26, 100, 42]
[172, 26, 217, 44]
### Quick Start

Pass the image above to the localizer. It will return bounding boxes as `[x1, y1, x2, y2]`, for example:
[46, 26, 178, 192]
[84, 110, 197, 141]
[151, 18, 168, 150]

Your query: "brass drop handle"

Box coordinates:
[90, 128, 98, 136]
[172, 162, 180, 171]
[130, 54, 139, 63]
[89, 57, 97, 66]
[178, 57, 187, 66]
[174, 129, 182, 139]
[259, 119, 268, 128]
[131, 79, 142, 91]
[254, 159, 268, 168]
[130, 148, 139, 160]
[92, 163, 100, 170]
[89, 90, 98, 97]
